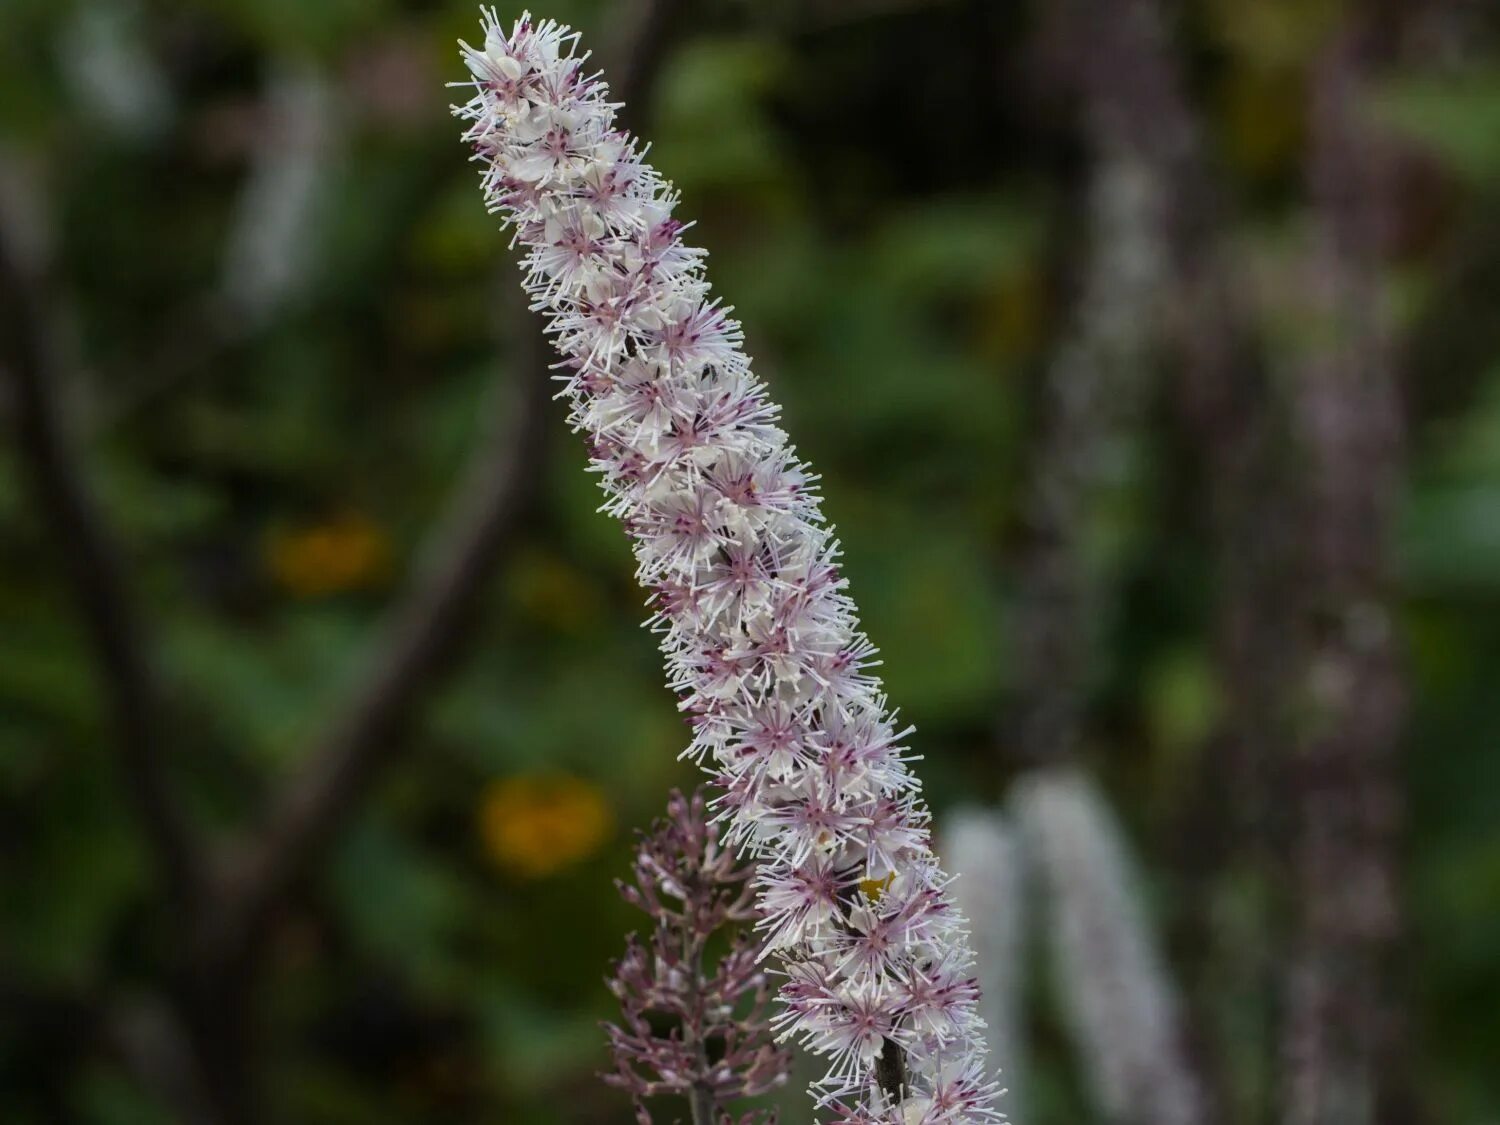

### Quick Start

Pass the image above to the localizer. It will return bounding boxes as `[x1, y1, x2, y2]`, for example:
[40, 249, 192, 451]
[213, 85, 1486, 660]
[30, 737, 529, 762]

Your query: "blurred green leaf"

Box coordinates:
[1378, 70, 1500, 182]
[329, 816, 468, 993]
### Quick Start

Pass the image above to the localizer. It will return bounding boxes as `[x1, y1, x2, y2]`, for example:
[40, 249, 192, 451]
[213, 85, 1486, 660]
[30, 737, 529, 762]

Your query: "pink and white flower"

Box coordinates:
[454, 11, 1000, 1119]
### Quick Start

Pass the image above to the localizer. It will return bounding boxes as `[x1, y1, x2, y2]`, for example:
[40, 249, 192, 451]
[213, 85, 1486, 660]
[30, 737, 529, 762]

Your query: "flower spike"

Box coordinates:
[454, 11, 1001, 1120]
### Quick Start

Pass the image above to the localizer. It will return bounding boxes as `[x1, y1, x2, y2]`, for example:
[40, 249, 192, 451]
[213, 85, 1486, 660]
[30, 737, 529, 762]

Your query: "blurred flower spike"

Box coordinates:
[454, 11, 999, 1119]
[478, 772, 613, 878]
[265, 510, 391, 598]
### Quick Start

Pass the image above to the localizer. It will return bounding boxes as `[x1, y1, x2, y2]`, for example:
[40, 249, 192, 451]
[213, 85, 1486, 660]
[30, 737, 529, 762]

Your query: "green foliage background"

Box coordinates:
[1, 0, 1498, 1122]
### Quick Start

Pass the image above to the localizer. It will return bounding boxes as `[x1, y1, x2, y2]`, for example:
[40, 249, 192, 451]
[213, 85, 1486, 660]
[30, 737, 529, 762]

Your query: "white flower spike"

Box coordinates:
[454, 11, 1001, 1121]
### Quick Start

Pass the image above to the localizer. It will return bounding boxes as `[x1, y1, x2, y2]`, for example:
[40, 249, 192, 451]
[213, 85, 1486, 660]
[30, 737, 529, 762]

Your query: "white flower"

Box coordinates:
[940, 807, 1026, 1112]
[454, 10, 999, 1120]
[806, 977, 910, 1101]
[1015, 769, 1202, 1125]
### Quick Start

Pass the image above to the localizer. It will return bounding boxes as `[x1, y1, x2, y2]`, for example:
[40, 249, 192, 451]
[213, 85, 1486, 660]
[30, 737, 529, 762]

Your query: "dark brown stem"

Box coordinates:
[875, 1037, 908, 1107]
[684, 930, 719, 1125]
[0, 190, 201, 910]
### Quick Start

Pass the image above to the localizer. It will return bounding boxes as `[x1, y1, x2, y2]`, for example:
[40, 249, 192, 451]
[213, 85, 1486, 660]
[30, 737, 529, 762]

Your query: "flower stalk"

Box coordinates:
[454, 12, 999, 1119]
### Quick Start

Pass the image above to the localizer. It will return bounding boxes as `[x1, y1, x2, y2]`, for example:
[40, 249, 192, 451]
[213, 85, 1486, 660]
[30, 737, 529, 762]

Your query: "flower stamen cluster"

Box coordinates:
[454, 12, 999, 1120]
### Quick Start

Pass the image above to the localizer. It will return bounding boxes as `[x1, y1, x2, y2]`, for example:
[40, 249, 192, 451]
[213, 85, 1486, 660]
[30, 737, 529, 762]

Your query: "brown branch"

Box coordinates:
[0, 187, 201, 908]
[206, 317, 551, 954]
[608, 0, 695, 132]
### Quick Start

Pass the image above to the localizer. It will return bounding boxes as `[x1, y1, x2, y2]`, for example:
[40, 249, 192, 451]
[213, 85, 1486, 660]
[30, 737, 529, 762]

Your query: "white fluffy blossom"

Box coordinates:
[453, 11, 999, 1120]
[940, 808, 1026, 1114]
[1014, 769, 1203, 1125]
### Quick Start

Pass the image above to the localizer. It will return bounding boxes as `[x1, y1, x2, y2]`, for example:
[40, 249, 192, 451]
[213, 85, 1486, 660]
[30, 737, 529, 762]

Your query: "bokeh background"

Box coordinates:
[2, 0, 1499, 1123]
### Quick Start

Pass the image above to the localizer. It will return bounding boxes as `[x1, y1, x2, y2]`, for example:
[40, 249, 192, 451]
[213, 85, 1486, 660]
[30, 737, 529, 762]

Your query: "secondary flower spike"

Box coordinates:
[454, 11, 1000, 1121]
[604, 788, 790, 1123]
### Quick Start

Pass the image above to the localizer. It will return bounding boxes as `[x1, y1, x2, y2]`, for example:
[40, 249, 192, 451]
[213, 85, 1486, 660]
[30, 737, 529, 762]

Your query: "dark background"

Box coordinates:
[2, 0, 1498, 1122]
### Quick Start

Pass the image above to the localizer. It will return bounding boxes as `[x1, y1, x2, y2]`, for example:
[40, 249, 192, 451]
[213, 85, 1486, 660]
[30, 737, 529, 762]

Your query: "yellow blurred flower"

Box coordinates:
[1220, 65, 1306, 181]
[478, 773, 614, 878]
[1206, 0, 1341, 181]
[1207, 0, 1342, 70]
[265, 511, 391, 598]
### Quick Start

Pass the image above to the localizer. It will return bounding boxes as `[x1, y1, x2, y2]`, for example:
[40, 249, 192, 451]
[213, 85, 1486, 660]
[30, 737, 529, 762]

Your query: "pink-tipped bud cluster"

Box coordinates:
[454, 11, 999, 1120]
[605, 788, 790, 1123]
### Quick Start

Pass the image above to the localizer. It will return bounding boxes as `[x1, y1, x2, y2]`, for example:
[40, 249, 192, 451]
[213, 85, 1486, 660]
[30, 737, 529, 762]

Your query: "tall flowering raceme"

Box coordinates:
[454, 13, 1000, 1122]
